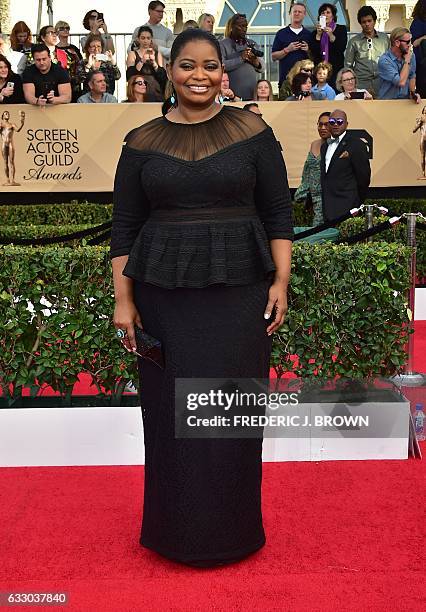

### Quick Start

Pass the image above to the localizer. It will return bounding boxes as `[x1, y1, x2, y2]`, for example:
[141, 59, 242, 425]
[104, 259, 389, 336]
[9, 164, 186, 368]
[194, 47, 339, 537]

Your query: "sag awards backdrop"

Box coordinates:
[0, 101, 425, 192]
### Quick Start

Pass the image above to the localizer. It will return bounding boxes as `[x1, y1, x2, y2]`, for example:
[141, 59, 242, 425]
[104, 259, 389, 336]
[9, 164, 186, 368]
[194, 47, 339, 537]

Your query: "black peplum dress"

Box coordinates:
[110, 105, 293, 566]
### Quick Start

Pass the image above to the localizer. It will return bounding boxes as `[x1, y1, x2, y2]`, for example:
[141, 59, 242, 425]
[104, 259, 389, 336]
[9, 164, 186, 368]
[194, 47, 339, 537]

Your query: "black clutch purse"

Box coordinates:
[134, 326, 164, 369]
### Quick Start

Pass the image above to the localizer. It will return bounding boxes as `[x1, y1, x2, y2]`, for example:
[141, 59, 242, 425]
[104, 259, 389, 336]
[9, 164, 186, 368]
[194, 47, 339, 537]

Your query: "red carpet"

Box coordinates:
[0, 459, 425, 611]
[1, 324, 425, 609]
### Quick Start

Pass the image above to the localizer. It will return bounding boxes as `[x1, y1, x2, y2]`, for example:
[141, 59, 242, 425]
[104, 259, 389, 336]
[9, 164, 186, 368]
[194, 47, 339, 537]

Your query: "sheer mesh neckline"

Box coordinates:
[162, 106, 225, 126]
[124, 105, 269, 162]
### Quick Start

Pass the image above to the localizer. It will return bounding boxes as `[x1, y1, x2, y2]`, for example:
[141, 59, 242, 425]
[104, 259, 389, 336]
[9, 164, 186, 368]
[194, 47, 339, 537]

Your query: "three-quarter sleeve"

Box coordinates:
[110, 146, 150, 259]
[254, 128, 294, 241]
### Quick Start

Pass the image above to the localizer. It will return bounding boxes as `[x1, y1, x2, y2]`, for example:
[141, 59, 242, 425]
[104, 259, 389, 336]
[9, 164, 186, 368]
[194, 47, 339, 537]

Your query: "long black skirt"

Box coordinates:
[133, 279, 273, 566]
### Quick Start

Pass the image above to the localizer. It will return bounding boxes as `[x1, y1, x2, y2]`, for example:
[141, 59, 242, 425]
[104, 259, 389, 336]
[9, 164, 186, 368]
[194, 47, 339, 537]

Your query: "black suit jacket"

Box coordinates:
[320, 134, 371, 222]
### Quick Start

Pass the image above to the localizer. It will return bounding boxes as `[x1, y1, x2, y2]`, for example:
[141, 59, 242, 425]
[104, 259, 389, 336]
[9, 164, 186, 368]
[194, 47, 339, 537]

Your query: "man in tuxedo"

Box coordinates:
[320, 109, 371, 221]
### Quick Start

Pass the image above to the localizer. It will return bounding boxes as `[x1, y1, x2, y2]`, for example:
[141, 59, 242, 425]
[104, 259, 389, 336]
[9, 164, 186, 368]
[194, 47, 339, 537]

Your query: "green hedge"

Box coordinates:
[0, 202, 112, 225]
[1, 199, 424, 228]
[292, 198, 426, 227]
[0, 243, 411, 404]
[0, 224, 96, 243]
[338, 216, 425, 281]
[293, 201, 426, 281]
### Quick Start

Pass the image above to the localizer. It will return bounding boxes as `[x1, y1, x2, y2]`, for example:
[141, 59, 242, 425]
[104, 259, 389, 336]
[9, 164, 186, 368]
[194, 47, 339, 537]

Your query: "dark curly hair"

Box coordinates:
[318, 3, 338, 20]
[291, 72, 312, 96]
[83, 9, 100, 31]
[357, 5, 377, 23]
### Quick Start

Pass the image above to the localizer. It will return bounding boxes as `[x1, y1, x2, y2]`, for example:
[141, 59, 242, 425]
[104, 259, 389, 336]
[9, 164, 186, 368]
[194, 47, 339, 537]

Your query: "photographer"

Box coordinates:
[81, 9, 115, 54]
[130, 1, 174, 61]
[271, 2, 311, 89]
[126, 26, 166, 101]
[127, 26, 164, 69]
[77, 34, 121, 96]
[219, 13, 265, 100]
[378, 27, 421, 102]
[335, 68, 373, 100]
[0, 54, 25, 104]
[22, 44, 71, 106]
[286, 72, 315, 100]
[310, 3, 348, 90]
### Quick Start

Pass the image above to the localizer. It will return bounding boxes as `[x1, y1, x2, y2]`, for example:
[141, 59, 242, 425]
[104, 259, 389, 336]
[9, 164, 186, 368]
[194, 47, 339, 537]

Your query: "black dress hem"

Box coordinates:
[140, 534, 266, 566]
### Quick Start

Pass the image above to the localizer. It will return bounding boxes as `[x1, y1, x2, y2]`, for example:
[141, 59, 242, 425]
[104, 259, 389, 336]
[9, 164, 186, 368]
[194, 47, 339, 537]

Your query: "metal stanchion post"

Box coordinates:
[365, 204, 374, 243]
[392, 212, 425, 386]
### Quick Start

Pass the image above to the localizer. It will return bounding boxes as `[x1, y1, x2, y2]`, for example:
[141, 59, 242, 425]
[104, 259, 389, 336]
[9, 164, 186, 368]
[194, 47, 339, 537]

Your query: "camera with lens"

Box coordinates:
[246, 41, 264, 58]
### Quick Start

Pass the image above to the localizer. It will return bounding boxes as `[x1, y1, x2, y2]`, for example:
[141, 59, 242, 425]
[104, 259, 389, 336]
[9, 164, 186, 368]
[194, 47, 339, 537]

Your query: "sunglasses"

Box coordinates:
[318, 121, 330, 127]
[57, 27, 70, 31]
[328, 118, 345, 126]
[367, 37, 372, 49]
[398, 38, 412, 44]
[134, 80, 147, 86]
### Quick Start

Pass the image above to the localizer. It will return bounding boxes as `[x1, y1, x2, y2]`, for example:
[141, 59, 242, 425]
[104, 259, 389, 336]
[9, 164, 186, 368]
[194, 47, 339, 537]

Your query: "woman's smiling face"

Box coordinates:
[168, 40, 223, 107]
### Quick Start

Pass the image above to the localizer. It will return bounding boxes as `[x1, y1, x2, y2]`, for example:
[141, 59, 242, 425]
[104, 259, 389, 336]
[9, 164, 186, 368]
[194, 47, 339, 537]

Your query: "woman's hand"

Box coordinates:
[264, 281, 288, 336]
[1, 85, 14, 98]
[106, 50, 115, 65]
[324, 27, 335, 42]
[364, 90, 373, 100]
[113, 299, 143, 353]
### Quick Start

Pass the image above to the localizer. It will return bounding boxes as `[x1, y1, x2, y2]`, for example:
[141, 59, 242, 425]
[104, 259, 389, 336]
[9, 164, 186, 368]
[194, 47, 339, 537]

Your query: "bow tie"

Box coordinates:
[327, 137, 340, 145]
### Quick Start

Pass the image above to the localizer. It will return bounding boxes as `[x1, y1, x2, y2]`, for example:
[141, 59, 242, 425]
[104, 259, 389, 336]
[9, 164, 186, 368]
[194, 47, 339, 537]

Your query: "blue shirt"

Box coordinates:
[77, 91, 117, 103]
[272, 26, 311, 86]
[311, 83, 336, 100]
[378, 49, 416, 99]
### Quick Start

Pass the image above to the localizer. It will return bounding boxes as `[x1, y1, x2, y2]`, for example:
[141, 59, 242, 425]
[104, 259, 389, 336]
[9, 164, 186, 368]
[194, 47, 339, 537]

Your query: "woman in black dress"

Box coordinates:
[110, 29, 293, 568]
[310, 3, 347, 91]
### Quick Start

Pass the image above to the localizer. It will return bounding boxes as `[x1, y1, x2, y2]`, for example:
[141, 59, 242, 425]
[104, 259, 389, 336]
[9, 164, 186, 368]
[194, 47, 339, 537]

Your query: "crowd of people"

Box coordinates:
[0, 1, 425, 107]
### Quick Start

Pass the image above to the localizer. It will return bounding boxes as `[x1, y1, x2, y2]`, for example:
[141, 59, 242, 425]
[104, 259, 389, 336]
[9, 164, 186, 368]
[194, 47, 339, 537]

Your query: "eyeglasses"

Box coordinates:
[342, 77, 355, 82]
[134, 80, 147, 86]
[328, 118, 345, 126]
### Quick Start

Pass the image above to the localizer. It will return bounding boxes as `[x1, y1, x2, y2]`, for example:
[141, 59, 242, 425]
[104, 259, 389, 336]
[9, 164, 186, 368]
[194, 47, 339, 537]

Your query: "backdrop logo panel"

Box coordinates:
[0, 102, 424, 192]
[24, 126, 82, 182]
